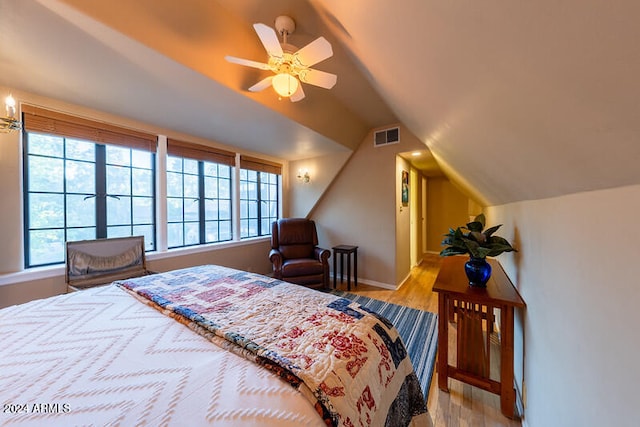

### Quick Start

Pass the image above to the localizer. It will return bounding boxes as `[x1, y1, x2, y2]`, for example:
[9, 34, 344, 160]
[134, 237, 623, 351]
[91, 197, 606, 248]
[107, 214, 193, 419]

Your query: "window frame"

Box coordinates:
[239, 169, 280, 238]
[239, 155, 282, 239]
[22, 132, 157, 268]
[166, 155, 233, 249]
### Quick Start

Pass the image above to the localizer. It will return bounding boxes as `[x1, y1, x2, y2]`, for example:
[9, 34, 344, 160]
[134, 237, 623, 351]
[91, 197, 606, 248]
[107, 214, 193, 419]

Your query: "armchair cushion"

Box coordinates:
[281, 258, 324, 277]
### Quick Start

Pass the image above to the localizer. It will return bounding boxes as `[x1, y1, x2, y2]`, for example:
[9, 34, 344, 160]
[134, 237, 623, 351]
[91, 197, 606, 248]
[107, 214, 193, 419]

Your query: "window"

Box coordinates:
[24, 134, 156, 267]
[22, 106, 156, 268]
[20, 107, 283, 268]
[239, 156, 281, 238]
[166, 139, 235, 249]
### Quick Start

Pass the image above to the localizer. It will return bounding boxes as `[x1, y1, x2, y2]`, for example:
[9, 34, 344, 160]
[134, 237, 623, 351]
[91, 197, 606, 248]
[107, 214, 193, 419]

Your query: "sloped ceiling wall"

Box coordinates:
[313, 0, 640, 205]
[2, 0, 639, 206]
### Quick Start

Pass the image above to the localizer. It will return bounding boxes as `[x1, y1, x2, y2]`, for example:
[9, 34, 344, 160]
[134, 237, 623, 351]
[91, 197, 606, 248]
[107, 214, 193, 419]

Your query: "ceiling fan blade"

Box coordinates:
[225, 56, 271, 70]
[248, 76, 273, 92]
[293, 37, 333, 67]
[290, 84, 305, 102]
[298, 69, 337, 89]
[253, 23, 283, 58]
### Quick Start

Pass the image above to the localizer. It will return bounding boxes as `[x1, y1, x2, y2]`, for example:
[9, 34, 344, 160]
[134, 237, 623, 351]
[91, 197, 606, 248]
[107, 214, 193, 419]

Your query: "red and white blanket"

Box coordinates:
[117, 265, 429, 427]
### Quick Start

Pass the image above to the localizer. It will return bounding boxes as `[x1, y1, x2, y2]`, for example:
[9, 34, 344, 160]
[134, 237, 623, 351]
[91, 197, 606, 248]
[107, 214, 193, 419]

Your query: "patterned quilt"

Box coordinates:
[117, 265, 430, 427]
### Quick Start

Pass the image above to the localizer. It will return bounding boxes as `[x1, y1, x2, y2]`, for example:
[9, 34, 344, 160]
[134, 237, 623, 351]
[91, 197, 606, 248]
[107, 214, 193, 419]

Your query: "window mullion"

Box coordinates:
[95, 145, 107, 239]
[198, 161, 205, 244]
[276, 177, 280, 220]
[128, 150, 134, 237]
[256, 173, 262, 236]
[181, 160, 187, 247]
[62, 138, 69, 244]
[233, 154, 241, 241]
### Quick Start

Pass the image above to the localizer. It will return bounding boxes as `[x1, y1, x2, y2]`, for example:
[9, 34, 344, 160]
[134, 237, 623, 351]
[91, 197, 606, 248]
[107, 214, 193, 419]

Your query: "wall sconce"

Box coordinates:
[297, 168, 310, 184]
[1, 95, 22, 133]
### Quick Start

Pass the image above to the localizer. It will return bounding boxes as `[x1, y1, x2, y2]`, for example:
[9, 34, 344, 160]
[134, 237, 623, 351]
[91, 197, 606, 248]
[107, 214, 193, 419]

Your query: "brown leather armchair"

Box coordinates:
[269, 218, 331, 289]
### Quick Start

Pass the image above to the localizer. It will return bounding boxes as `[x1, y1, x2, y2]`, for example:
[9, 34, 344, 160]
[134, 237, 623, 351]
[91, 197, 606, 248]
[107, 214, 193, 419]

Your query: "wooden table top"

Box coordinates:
[432, 256, 525, 308]
[332, 245, 358, 251]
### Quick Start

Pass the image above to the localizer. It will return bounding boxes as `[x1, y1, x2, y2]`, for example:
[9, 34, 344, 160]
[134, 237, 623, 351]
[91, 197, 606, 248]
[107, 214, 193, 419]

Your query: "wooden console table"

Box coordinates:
[432, 256, 525, 419]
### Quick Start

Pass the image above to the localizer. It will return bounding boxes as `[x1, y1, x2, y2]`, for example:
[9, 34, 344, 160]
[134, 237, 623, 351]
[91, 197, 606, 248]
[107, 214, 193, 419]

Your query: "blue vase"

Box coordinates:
[464, 257, 492, 287]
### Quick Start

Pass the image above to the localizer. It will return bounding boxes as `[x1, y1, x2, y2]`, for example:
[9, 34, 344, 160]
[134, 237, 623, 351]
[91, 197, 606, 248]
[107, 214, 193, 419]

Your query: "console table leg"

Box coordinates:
[346, 252, 351, 291]
[353, 248, 358, 288]
[333, 253, 337, 289]
[500, 306, 516, 418]
[437, 293, 450, 392]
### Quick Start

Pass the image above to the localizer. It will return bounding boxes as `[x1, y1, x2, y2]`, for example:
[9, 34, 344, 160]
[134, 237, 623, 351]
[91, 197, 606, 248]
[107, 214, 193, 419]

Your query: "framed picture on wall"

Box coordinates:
[401, 170, 409, 206]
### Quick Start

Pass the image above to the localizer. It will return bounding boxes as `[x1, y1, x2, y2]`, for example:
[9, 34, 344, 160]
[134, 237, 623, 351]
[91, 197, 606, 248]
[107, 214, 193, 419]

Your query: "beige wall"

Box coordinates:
[288, 151, 352, 218]
[0, 120, 23, 273]
[486, 184, 640, 427]
[312, 124, 426, 288]
[425, 177, 471, 253]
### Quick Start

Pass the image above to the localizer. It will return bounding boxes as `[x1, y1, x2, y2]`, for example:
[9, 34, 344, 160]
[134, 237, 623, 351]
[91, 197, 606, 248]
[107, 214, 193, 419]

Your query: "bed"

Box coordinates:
[0, 264, 432, 427]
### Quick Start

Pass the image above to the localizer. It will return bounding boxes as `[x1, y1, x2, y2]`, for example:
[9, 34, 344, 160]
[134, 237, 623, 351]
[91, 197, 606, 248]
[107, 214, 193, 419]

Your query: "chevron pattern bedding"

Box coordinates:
[0, 285, 324, 426]
[117, 265, 429, 427]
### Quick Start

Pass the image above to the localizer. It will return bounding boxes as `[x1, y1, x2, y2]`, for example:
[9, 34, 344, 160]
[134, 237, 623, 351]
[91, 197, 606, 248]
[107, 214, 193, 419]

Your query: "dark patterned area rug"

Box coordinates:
[329, 290, 438, 403]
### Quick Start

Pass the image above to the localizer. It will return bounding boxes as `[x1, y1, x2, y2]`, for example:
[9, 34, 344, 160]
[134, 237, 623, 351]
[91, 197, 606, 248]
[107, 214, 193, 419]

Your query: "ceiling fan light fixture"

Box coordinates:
[272, 73, 299, 97]
[225, 16, 336, 102]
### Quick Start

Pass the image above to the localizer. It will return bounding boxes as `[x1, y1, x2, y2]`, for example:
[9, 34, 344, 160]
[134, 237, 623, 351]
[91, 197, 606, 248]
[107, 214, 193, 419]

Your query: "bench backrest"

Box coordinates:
[65, 236, 149, 289]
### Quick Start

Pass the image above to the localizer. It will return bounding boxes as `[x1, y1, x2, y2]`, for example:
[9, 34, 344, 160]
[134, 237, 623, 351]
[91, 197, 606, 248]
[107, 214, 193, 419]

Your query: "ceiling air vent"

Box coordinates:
[374, 127, 400, 147]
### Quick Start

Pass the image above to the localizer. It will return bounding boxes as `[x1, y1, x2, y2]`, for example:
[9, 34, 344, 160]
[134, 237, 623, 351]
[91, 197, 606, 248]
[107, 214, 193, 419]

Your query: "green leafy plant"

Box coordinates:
[440, 213, 516, 259]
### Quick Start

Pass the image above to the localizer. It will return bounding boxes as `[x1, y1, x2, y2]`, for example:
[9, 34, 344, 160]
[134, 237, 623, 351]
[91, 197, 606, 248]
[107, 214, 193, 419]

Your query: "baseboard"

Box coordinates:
[331, 274, 396, 290]
[360, 279, 397, 290]
[514, 379, 525, 420]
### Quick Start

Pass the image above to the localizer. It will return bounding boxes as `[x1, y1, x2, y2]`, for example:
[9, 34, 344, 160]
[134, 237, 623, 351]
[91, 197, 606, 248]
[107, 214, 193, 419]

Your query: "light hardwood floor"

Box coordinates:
[332, 253, 522, 427]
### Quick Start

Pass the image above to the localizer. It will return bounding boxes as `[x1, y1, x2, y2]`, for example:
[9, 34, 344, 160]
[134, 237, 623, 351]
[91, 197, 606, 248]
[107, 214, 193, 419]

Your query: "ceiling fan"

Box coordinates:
[225, 15, 337, 102]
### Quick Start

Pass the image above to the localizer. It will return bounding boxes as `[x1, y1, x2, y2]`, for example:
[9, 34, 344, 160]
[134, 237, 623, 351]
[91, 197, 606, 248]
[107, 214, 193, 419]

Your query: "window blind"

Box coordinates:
[239, 155, 282, 175]
[167, 138, 235, 166]
[22, 105, 156, 152]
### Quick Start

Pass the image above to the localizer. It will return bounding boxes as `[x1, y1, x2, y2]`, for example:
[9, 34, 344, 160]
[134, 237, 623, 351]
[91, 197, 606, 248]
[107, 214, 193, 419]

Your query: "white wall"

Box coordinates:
[486, 184, 640, 427]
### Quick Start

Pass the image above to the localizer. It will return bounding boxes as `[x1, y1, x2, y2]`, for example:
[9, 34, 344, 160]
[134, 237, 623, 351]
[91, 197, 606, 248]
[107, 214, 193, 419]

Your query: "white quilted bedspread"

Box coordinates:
[0, 285, 325, 427]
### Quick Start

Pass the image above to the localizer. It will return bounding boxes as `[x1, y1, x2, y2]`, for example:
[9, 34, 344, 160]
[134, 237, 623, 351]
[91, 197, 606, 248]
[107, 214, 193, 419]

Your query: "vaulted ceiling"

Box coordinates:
[2, 0, 639, 206]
